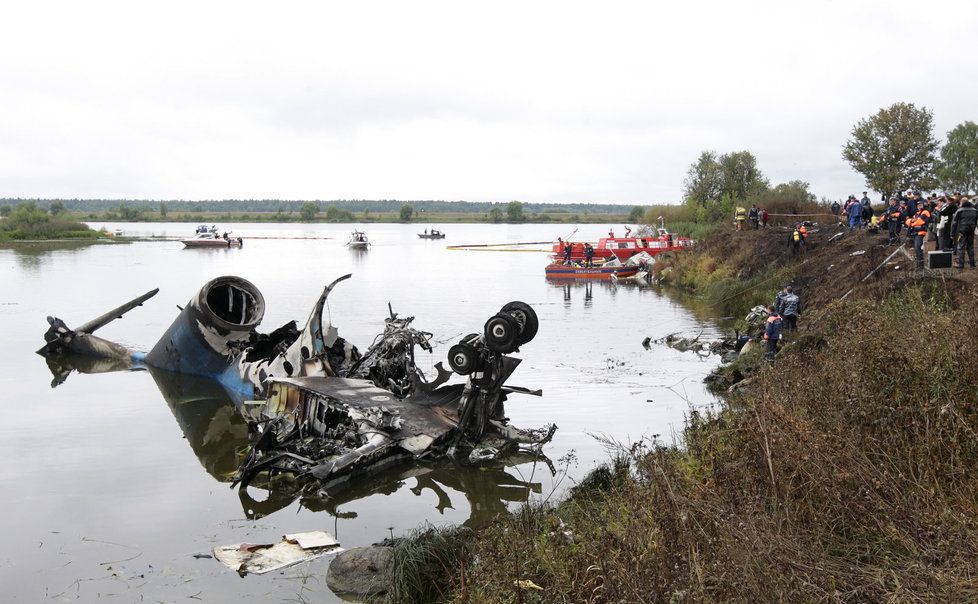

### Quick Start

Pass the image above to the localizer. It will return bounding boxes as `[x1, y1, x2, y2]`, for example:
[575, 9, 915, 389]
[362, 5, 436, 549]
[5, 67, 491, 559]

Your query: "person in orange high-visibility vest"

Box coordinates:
[905, 206, 931, 269]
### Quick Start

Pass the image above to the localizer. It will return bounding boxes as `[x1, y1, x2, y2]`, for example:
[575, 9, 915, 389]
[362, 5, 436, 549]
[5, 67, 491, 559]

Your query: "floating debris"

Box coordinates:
[213, 531, 342, 576]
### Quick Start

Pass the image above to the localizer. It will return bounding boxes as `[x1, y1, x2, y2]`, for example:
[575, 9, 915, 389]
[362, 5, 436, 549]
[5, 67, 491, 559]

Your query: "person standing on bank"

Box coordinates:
[906, 205, 932, 269]
[951, 198, 978, 269]
[763, 306, 783, 361]
[748, 204, 760, 230]
[780, 286, 800, 332]
[885, 198, 903, 244]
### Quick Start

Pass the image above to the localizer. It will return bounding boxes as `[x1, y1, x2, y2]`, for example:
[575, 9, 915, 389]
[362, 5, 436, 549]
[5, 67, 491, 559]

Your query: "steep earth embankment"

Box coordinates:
[386, 224, 978, 603]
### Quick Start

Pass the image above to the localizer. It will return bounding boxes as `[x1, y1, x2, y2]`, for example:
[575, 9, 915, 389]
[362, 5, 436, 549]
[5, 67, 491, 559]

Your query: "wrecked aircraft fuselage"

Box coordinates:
[39, 274, 556, 490]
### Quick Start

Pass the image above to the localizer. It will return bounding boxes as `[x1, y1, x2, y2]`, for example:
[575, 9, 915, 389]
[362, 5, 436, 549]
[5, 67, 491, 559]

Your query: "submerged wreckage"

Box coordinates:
[39, 275, 555, 490]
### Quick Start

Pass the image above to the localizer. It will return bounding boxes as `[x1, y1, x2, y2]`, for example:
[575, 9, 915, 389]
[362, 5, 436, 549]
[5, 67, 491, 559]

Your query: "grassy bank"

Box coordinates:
[385, 224, 978, 602]
[0, 203, 101, 241]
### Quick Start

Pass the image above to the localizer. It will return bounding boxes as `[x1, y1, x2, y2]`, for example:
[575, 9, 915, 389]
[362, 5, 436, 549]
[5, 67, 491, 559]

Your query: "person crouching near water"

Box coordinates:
[763, 306, 783, 361]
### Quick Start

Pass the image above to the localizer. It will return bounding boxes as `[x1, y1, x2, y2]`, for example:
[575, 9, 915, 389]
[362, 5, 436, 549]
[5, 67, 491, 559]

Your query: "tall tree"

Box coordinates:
[683, 150, 767, 205]
[719, 151, 769, 200]
[299, 202, 319, 221]
[506, 200, 525, 222]
[842, 102, 939, 195]
[937, 121, 978, 193]
[683, 151, 724, 205]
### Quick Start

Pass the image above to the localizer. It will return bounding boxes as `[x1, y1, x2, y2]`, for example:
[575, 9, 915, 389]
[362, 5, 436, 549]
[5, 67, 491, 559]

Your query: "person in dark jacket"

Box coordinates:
[885, 198, 903, 244]
[763, 306, 783, 361]
[563, 242, 573, 264]
[779, 286, 800, 331]
[789, 225, 803, 255]
[748, 205, 760, 229]
[583, 243, 595, 267]
[951, 199, 978, 268]
[831, 200, 841, 216]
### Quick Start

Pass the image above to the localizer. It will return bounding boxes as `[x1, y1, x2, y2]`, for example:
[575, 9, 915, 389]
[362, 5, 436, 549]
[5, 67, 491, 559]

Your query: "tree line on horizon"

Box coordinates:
[0, 198, 640, 217]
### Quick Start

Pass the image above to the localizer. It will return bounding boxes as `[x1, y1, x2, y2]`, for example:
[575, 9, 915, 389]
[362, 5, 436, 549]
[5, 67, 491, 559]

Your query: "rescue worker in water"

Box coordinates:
[905, 205, 931, 269]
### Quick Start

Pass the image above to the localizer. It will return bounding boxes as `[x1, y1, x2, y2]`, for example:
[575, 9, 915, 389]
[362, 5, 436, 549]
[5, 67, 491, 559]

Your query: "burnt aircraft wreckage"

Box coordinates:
[38, 274, 556, 493]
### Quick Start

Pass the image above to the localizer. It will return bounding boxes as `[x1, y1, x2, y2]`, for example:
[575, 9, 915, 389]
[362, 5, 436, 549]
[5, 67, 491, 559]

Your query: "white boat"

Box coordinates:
[347, 230, 369, 249]
[182, 232, 243, 248]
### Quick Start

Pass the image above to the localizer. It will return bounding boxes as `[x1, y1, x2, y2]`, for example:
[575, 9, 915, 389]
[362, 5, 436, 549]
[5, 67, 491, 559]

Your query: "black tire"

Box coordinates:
[461, 332, 481, 346]
[484, 313, 520, 353]
[500, 301, 538, 345]
[448, 343, 479, 375]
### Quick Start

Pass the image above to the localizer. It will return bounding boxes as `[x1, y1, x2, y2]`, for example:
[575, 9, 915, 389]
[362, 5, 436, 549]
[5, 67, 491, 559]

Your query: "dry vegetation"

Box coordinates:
[391, 223, 978, 603]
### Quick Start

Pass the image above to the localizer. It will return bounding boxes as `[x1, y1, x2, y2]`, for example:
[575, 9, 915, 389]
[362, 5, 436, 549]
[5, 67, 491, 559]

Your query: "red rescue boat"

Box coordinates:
[551, 225, 694, 264]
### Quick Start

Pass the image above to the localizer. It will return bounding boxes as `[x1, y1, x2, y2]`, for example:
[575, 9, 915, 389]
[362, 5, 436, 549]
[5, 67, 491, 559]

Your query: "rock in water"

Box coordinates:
[326, 546, 393, 597]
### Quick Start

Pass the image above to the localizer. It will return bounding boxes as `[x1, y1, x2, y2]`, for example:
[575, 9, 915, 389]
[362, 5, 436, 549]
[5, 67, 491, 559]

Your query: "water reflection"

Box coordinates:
[1, 240, 123, 272]
[240, 457, 547, 528]
[555, 279, 633, 308]
[43, 356, 550, 528]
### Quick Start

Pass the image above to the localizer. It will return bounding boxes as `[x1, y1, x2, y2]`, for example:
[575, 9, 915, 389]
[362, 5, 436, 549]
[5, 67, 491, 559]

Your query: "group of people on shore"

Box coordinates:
[735, 205, 769, 230]
[833, 190, 978, 269]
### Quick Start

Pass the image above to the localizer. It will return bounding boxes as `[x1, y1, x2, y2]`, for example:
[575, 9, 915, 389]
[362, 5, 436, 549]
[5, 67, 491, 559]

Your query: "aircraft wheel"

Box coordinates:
[501, 301, 538, 345]
[484, 313, 520, 353]
[448, 343, 480, 375]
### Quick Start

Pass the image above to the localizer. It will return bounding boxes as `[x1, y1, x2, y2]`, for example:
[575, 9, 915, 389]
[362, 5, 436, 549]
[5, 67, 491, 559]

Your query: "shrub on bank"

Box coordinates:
[0, 203, 100, 240]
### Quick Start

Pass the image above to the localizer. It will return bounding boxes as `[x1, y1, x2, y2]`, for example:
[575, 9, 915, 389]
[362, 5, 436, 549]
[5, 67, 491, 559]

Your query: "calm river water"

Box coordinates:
[0, 222, 721, 602]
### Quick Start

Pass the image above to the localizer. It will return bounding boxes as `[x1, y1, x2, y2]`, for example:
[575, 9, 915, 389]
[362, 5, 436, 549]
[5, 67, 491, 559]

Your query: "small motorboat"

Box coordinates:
[418, 229, 446, 239]
[544, 261, 639, 280]
[347, 230, 370, 249]
[182, 231, 243, 248]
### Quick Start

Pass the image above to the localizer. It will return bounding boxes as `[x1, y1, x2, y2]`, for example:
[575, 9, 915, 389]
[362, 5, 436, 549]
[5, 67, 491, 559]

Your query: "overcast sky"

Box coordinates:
[1, 1, 975, 204]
